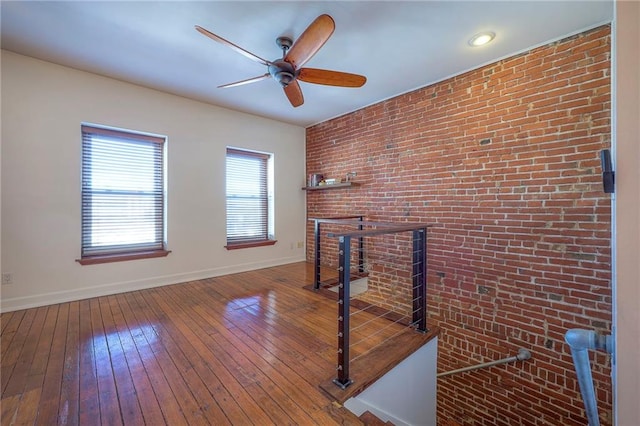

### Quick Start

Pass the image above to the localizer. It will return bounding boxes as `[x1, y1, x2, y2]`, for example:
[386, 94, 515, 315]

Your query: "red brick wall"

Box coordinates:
[306, 26, 612, 426]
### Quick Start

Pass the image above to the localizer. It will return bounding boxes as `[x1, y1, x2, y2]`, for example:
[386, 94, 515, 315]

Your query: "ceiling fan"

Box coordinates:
[195, 14, 366, 108]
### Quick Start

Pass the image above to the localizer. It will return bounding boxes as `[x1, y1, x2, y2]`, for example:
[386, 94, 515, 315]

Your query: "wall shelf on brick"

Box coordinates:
[302, 182, 360, 191]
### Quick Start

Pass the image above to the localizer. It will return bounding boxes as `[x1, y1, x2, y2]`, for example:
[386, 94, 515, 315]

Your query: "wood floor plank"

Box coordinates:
[196, 280, 332, 362]
[23, 305, 60, 396]
[216, 273, 336, 350]
[126, 291, 213, 425]
[0, 310, 22, 348]
[171, 282, 314, 423]
[12, 388, 41, 426]
[206, 270, 407, 370]
[1, 309, 36, 394]
[146, 293, 269, 425]
[0, 262, 436, 426]
[172, 280, 344, 424]
[198, 280, 334, 379]
[145, 285, 280, 425]
[208, 272, 340, 346]
[2, 306, 49, 397]
[1, 311, 15, 333]
[78, 299, 101, 426]
[89, 298, 122, 426]
[222, 310, 347, 424]
[107, 295, 166, 426]
[115, 292, 188, 426]
[1, 394, 21, 425]
[242, 382, 297, 425]
[58, 300, 80, 426]
[130, 291, 233, 425]
[35, 303, 69, 425]
[98, 297, 145, 425]
[217, 291, 334, 381]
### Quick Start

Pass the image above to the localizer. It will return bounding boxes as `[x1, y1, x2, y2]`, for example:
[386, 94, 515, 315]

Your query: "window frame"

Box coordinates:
[225, 147, 276, 250]
[77, 124, 170, 265]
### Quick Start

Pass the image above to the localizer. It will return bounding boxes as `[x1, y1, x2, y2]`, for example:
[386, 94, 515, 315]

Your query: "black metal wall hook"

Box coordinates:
[600, 149, 615, 194]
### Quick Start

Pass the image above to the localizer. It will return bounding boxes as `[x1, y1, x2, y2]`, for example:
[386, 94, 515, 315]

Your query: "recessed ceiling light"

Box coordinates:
[468, 32, 495, 47]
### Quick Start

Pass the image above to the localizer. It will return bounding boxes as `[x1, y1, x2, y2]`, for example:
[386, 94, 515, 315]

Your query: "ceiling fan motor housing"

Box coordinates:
[268, 59, 296, 87]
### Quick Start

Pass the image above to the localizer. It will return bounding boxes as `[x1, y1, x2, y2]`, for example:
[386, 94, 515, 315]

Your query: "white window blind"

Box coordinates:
[81, 125, 166, 258]
[226, 148, 272, 245]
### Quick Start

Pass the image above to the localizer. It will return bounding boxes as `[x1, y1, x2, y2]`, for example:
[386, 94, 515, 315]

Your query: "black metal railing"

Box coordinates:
[311, 216, 364, 290]
[311, 219, 431, 389]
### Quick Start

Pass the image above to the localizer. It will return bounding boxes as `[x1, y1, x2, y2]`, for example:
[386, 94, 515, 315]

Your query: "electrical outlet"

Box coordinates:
[2, 273, 13, 285]
[297, 241, 304, 248]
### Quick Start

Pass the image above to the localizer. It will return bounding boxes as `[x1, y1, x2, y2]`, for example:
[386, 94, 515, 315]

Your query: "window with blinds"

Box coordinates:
[226, 148, 275, 248]
[80, 125, 168, 262]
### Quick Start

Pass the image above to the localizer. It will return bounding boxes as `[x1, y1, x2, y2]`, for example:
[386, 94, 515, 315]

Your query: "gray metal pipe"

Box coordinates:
[437, 348, 531, 378]
[564, 329, 614, 426]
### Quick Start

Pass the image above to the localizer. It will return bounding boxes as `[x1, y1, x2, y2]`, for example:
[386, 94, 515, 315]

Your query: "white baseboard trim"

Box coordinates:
[0, 255, 306, 312]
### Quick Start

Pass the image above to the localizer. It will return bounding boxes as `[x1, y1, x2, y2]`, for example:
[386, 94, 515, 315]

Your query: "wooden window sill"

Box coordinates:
[225, 240, 277, 250]
[76, 250, 171, 265]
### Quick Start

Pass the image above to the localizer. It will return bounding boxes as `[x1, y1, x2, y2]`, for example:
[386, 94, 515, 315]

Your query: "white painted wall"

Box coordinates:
[344, 337, 438, 426]
[613, 2, 640, 424]
[0, 51, 307, 312]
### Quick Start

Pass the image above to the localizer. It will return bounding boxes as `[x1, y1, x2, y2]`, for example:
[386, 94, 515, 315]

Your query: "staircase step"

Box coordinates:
[359, 410, 394, 425]
[322, 401, 364, 425]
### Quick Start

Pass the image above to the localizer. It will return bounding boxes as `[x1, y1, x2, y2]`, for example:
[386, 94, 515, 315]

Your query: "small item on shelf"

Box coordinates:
[308, 173, 324, 187]
[324, 178, 340, 185]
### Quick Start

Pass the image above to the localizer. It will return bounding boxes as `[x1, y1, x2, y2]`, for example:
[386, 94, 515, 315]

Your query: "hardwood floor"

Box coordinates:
[1, 262, 421, 425]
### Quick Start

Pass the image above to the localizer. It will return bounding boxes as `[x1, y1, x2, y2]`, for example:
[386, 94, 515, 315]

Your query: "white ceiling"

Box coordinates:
[1, 1, 613, 127]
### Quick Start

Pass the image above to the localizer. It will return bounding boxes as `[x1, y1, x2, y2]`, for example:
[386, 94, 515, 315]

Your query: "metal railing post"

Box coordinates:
[358, 216, 364, 273]
[334, 235, 353, 389]
[412, 228, 427, 332]
[313, 219, 321, 290]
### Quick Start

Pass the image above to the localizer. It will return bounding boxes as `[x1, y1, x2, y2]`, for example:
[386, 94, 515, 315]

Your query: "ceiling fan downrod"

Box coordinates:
[276, 36, 292, 57]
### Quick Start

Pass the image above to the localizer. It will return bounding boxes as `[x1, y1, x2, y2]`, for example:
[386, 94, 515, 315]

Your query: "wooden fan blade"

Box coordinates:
[284, 80, 304, 107]
[217, 74, 270, 89]
[298, 68, 366, 87]
[285, 14, 335, 69]
[195, 25, 270, 66]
